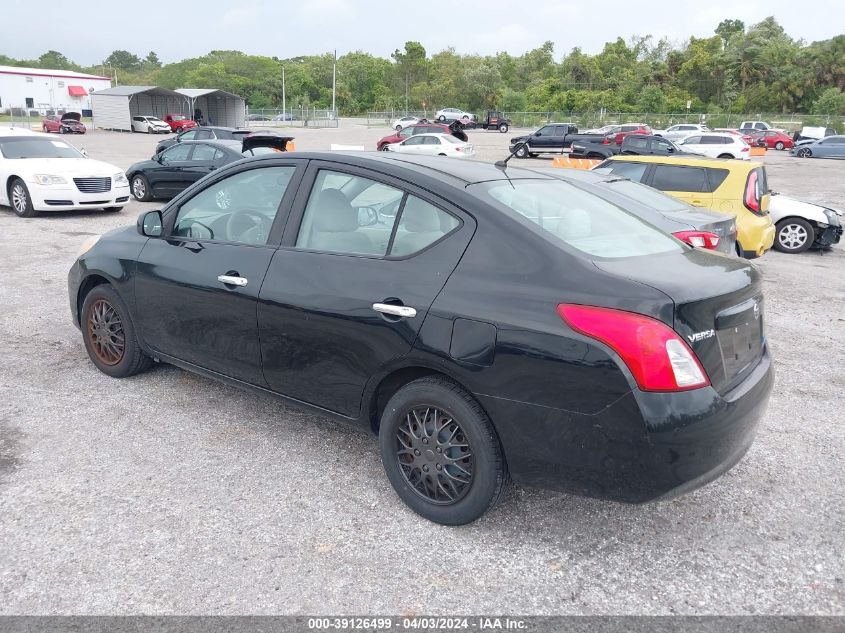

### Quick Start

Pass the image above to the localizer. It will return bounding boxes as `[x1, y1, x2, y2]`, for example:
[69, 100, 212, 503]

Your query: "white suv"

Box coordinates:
[739, 121, 772, 131]
[678, 133, 751, 160]
[653, 124, 710, 142]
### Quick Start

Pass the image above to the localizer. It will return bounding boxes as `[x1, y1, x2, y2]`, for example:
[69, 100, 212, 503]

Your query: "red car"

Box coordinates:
[606, 123, 652, 145]
[42, 112, 86, 134]
[748, 129, 794, 150]
[163, 114, 198, 133]
[376, 121, 466, 150]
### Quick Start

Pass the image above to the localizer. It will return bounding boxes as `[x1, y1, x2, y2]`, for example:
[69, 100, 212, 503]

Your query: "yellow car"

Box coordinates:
[594, 155, 775, 258]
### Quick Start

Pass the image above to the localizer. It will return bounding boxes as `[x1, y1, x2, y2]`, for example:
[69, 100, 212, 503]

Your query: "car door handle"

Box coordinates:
[372, 303, 416, 318]
[217, 274, 248, 287]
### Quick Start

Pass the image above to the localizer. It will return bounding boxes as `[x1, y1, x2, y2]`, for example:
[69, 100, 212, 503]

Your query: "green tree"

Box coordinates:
[37, 51, 75, 70]
[392, 41, 428, 111]
[715, 19, 745, 48]
[812, 88, 845, 115]
[145, 51, 162, 68]
[637, 85, 667, 113]
[104, 50, 142, 73]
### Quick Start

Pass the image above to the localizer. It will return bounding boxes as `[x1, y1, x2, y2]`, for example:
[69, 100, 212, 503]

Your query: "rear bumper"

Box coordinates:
[479, 346, 774, 503]
[29, 182, 131, 211]
[739, 218, 775, 258]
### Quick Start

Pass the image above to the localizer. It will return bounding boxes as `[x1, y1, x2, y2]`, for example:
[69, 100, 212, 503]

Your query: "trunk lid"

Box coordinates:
[596, 249, 765, 394]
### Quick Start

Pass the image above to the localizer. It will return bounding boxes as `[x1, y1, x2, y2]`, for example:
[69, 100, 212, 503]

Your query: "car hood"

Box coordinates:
[18, 157, 121, 178]
[60, 112, 82, 123]
[769, 194, 834, 224]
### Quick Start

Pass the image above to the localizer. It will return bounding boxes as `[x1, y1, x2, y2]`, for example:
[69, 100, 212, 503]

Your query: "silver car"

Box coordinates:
[790, 135, 845, 159]
[653, 123, 711, 142]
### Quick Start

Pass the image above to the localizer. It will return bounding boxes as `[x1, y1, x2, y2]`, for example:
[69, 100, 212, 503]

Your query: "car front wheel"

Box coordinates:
[797, 148, 812, 158]
[515, 144, 530, 158]
[498, 123, 508, 133]
[9, 178, 36, 218]
[775, 218, 814, 253]
[81, 284, 152, 378]
[131, 174, 152, 202]
[378, 377, 509, 525]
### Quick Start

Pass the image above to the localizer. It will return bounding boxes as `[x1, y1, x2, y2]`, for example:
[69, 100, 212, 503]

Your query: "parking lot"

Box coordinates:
[0, 122, 843, 615]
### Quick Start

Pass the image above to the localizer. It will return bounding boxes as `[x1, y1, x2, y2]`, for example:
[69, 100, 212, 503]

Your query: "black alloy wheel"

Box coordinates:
[797, 148, 812, 158]
[379, 377, 509, 525]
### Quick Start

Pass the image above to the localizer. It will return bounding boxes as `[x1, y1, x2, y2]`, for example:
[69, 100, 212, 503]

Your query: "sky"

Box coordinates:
[3, 0, 843, 65]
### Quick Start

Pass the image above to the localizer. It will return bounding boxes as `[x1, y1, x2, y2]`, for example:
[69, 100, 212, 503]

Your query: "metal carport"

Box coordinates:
[91, 86, 190, 132]
[176, 89, 246, 128]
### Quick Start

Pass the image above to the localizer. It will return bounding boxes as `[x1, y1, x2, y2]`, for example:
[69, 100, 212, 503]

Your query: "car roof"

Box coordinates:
[606, 154, 759, 169]
[271, 151, 567, 186]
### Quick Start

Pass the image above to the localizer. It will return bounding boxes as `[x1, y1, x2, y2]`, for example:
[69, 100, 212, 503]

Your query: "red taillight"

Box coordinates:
[744, 170, 762, 214]
[602, 137, 610, 144]
[672, 230, 721, 250]
[557, 304, 710, 392]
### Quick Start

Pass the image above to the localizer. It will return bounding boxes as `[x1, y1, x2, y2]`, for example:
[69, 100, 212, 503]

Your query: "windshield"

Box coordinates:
[170, 115, 186, 121]
[148, 117, 165, 123]
[0, 137, 84, 159]
[475, 180, 682, 259]
[602, 179, 688, 211]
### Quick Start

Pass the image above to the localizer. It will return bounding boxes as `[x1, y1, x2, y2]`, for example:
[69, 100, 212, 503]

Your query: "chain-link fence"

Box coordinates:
[1, 108, 94, 130]
[245, 108, 339, 128]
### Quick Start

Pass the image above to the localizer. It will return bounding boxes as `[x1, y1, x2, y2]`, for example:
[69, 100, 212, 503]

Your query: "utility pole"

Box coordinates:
[331, 50, 337, 116]
[282, 65, 286, 120]
[405, 70, 409, 114]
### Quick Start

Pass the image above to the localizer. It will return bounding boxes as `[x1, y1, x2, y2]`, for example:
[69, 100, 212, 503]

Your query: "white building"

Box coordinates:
[0, 65, 112, 115]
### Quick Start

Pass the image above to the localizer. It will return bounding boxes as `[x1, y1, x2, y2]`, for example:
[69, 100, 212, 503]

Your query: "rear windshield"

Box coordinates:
[0, 137, 83, 159]
[475, 180, 682, 259]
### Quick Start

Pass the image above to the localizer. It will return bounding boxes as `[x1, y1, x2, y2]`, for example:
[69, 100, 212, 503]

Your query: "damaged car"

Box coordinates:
[127, 135, 294, 202]
[769, 193, 843, 253]
[42, 112, 87, 134]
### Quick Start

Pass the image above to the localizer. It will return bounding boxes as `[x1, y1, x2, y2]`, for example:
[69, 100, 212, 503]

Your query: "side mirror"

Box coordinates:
[152, 153, 162, 162]
[138, 210, 163, 237]
[534, 131, 541, 136]
[667, 145, 675, 152]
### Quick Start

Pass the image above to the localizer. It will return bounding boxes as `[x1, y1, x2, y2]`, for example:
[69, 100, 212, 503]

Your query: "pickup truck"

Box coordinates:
[569, 134, 691, 159]
[509, 123, 606, 158]
[163, 113, 198, 133]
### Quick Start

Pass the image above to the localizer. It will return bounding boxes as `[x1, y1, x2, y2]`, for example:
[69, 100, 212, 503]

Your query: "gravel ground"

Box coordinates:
[0, 123, 843, 615]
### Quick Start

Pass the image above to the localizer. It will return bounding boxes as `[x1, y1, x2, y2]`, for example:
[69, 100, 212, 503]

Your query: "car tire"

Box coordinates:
[515, 145, 530, 158]
[797, 148, 812, 158]
[395, 125, 402, 131]
[378, 376, 509, 525]
[437, 115, 446, 122]
[59, 127, 66, 134]
[8, 178, 37, 218]
[717, 153, 734, 159]
[81, 284, 153, 378]
[774, 218, 814, 254]
[438, 153, 447, 156]
[131, 174, 152, 202]
[379, 144, 390, 152]
[42, 125, 48, 133]
[775, 141, 785, 150]
[498, 123, 508, 133]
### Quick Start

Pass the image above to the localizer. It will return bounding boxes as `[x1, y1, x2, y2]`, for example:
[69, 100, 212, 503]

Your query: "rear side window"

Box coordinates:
[389, 197, 460, 257]
[706, 168, 730, 191]
[479, 180, 681, 259]
[651, 165, 708, 193]
[624, 137, 648, 151]
[595, 160, 648, 182]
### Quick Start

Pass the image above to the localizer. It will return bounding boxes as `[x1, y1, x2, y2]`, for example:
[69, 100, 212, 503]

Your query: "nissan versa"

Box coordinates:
[68, 153, 774, 525]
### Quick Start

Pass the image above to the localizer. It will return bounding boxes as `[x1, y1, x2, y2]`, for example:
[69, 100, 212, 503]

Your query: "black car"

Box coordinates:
[155, 126, 252, 154]
[68, 153, 774, 525]
[127, 137, 293, 201]
[570, 134, 693, 160]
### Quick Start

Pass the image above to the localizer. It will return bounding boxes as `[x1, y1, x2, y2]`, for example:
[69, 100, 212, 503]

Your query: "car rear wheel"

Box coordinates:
[717, 153, 734, 159]
[81, 285, 152, 378]
[775, 141, 785, 150]
[131, 174, 152, 202]
[437, 115, 446, 122]
[9, 178, 36, 218]
[797, 148, 812, 158]
[498, 123, 508, 133]
[378, 377, 509, 525]
[775, 218, 814, 253]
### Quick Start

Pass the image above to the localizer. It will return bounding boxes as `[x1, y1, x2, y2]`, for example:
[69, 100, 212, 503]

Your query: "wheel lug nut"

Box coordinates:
[436, 464, 442, 470]
[423, 465, 429, 472]
[414, 449, 420, 456]
[436, 447, 442, 453]
[423, 439, 428, 444]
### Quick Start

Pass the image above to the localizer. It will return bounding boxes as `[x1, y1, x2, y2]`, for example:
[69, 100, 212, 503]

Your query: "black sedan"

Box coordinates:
[155, 126, 252, 155]
[127, 137, 293, 202]
[68, 153, 773, 525]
